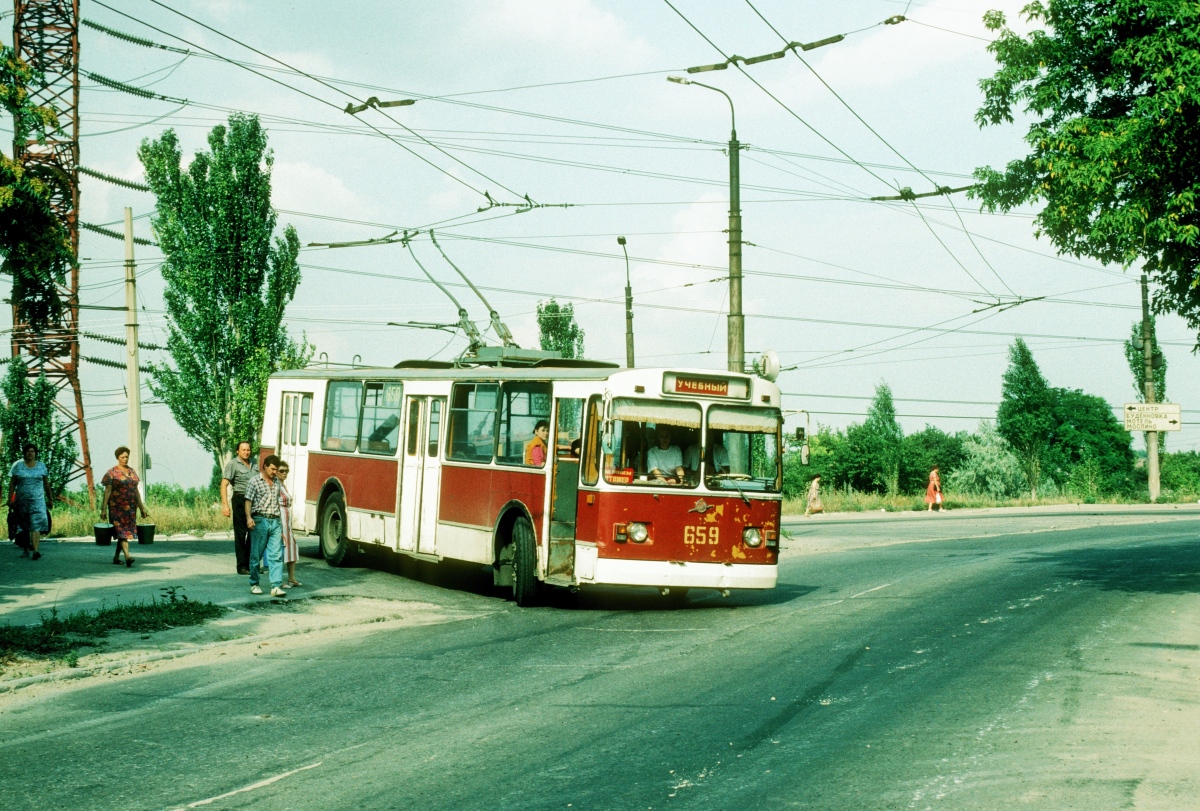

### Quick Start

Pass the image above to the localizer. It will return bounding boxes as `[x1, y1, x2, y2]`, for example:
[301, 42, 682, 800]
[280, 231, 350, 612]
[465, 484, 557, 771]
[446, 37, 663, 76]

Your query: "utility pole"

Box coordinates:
[124, 208, 144, 497]
[668, 76, 743, 372]
[1141, 274, 1160, 502]
[618, 236, 634, 367]
[727, 115, 743, 374]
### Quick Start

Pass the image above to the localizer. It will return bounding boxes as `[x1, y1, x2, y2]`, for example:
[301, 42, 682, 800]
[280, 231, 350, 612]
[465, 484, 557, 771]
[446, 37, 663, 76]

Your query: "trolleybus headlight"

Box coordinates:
[628, 522, 649, 543]
[743, 527, 763, 548]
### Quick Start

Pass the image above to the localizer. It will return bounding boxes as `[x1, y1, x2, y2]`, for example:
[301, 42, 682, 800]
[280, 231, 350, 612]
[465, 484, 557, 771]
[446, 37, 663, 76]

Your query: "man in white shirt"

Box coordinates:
[646, 423, 685, 482]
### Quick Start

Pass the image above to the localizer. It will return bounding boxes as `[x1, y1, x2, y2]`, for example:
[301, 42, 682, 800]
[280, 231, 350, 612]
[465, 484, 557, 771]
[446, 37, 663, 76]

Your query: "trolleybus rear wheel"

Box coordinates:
[511, 516, 539, 606]
[321, 492, 351, 567]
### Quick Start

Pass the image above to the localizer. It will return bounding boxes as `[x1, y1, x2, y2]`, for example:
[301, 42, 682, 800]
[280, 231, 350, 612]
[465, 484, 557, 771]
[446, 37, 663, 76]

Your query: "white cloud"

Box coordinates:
[272, 160, 366, 219]
[462, 0, 655, 61]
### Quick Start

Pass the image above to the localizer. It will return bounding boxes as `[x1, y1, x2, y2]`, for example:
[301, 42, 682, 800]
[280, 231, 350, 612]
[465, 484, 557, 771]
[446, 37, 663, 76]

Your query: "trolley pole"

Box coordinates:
[1141, 273, 1160, 502]
[668, 76, 743, 372]
[124, 208, 144, 497]
[618, 236, 634, 367]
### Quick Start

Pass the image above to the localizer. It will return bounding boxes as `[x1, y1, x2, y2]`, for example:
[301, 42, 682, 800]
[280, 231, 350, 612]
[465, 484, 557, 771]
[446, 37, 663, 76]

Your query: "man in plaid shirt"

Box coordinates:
[245, 455, 286, 598]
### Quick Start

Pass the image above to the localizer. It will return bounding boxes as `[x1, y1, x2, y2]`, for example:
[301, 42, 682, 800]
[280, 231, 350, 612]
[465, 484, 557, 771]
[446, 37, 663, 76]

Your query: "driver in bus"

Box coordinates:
[647, 423, 686, 484]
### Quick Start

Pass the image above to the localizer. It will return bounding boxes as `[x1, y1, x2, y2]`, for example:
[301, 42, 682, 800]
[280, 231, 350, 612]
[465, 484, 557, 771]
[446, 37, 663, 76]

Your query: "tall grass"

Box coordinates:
[49, 483, 228, 537]
[780, 487, 1190, 515]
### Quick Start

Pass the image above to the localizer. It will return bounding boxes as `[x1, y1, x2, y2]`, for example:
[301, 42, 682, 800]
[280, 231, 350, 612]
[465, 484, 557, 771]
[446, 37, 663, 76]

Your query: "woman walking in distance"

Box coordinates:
[925, 465, 946, 512]
[9, 443, 52, 560]
[277, 461, 301, 588]
[804, 475, 824, 517]
[101, 446, 150, 567]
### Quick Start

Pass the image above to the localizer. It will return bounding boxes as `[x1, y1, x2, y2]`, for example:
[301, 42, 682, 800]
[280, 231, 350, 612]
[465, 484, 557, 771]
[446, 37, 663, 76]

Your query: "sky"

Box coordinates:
[5, 0, 1199, 488]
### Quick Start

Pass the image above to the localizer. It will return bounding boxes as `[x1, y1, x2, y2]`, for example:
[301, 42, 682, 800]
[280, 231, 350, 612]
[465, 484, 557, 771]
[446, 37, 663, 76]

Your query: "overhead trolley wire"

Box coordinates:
[661, 0, 896, 193]
[738, 1, 1017, 297]
[91, 0, 503, 202]
[139, 0, 529, 204]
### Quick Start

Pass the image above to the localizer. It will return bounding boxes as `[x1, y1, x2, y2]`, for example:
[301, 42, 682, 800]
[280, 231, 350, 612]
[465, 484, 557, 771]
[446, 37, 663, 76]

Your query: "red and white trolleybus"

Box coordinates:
[260, 354, 783, 604]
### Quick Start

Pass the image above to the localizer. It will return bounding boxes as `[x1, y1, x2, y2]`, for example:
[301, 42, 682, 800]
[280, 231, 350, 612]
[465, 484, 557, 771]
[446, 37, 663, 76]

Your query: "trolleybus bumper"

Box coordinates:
[582, 557, 777, 590]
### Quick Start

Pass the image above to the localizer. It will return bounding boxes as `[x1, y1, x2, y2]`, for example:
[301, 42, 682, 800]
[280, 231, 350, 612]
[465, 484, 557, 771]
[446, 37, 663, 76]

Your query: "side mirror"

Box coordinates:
[795, 427, 806, 442]
[800, 443, 810, 466]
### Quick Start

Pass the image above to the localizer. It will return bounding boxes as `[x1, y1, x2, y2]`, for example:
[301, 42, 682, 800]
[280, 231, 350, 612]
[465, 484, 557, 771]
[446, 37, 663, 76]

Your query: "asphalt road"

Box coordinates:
[2, 511, 1198, 810]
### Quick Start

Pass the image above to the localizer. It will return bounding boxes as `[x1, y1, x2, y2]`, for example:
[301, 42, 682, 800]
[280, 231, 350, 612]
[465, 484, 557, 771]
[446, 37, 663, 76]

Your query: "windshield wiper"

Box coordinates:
[710, 473, 752, 506]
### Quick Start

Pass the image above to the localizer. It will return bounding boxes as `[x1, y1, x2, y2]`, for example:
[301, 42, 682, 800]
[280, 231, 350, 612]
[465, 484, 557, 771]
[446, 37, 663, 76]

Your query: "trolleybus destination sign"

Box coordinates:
[1123, 402, 1182, 432]
[663, 372, 749, 399]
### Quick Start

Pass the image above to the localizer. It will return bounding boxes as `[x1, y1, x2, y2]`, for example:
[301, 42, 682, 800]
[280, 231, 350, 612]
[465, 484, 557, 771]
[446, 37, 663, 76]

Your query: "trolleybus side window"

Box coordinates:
[322, 381, 363, 452]
[497, 381, 552, 468]
[360, 381, 404, 455]
[447, 383, 499, 463]
[604, 398, 701, 488]
[282, 396, 293, 446]
[298, 395, 312, 446]
[428, 400, 442, 457]
[704, 406, 783, 493]
[581, 396, 602, 485]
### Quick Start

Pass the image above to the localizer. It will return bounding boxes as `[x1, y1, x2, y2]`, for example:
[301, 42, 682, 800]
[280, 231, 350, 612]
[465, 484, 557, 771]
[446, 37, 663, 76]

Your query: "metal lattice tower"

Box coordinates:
[11, 0, 93, 500]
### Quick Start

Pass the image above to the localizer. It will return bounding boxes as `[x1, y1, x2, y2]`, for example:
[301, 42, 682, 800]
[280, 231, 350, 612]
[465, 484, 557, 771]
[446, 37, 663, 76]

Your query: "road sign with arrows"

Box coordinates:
[1123, 403, 1182, 432]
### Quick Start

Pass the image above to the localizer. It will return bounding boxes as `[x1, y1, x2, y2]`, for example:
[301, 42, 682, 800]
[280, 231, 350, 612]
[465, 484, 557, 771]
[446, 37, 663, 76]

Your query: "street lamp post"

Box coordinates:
[618, 236, 635, 368]
[669, 76, 743, 373]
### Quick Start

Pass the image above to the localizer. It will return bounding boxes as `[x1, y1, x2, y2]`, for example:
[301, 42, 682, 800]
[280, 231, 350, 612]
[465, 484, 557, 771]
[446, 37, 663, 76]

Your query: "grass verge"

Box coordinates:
[780, 490, 1197, 515]
[0, 587, 225, 667]
[49, 502, 229, 538]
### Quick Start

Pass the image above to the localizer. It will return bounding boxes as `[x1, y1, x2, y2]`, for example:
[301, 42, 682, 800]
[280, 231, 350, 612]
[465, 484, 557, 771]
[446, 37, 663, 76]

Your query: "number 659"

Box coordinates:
[684, 525, 719, 545]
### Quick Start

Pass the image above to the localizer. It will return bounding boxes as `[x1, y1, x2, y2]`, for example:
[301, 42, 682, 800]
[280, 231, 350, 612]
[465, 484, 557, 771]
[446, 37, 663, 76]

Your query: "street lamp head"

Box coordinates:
[667, 75, 692, 85]
[617, 236, 626, 246]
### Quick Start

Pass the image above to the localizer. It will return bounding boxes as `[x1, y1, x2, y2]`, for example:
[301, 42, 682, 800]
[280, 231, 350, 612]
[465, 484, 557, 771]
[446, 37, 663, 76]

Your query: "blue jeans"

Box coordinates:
[249, 516, 283, 589]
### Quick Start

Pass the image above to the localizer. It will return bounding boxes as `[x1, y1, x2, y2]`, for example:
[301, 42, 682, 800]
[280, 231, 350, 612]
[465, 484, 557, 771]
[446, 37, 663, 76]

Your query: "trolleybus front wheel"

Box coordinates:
[321, 492, 352, 567]
[511, 515, 539, 606]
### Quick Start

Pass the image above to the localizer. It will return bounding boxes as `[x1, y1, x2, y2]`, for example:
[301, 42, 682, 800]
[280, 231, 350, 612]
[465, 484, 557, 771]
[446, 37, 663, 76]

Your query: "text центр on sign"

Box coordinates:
[1123, 402, 1182, 432]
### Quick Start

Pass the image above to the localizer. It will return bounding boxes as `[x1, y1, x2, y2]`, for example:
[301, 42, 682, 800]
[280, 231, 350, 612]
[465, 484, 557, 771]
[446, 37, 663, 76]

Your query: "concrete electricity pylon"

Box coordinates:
[11, 0, 94, 501]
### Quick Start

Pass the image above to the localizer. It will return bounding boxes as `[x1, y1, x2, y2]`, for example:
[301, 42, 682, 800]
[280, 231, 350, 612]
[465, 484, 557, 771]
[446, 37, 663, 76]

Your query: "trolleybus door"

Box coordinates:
[417, 398, 445, 556]
[278, 392, 313, 531]
[547, 397, 584, 582]
[397, 397, 425, 553]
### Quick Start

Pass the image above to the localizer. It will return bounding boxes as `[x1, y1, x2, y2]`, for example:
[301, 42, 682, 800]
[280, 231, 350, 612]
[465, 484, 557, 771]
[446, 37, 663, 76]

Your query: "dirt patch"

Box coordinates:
[0, 595, 490, 704]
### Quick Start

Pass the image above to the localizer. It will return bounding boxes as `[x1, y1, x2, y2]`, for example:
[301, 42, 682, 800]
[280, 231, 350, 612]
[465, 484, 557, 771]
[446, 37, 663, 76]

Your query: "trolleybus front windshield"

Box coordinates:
[603, 398, 701, 487]
[703, 406, 782, 493]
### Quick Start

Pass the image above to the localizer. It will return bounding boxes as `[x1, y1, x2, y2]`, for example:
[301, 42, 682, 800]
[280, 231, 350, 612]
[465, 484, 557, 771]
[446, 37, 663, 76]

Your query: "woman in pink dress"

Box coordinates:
[277, 461, 301, 587]
[925, 466, 945, 512]
[100, 446, 150, 566]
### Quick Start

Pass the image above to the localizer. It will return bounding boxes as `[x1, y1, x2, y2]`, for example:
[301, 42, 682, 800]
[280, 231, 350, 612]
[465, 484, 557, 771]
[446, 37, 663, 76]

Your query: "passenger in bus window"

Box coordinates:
[570, 438, 582, 458]
[524, 420, 549, 467]
[647, 423, 685, 483]
[707, 430, 730, 474]
[620, 421, 644, 471]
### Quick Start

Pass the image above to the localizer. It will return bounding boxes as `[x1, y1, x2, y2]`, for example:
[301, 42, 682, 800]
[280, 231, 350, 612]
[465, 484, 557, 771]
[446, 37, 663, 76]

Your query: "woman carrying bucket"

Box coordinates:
[100, 446, 150, 566]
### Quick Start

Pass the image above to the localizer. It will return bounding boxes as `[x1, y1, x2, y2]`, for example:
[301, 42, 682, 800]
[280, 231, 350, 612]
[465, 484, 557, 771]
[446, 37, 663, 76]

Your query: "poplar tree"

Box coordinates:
[1124, 316, 1167, 450]
[997, 338, 1056, 498]
[139, 114, 310, 471]
[862, 383, 903, 495]
[536, 298, 585, 359]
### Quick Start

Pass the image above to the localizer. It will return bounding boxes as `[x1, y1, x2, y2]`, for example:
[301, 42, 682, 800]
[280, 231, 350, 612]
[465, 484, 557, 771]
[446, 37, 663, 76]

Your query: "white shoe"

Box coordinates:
[250, 584, 262, 595]
[270, 587, 287, 598]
